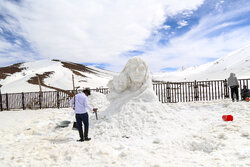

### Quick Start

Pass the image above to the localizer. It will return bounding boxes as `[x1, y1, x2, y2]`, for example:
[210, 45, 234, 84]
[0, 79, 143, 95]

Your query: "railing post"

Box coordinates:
[224, 79, 229, 98]
[22, 92, 25, 110]
[39, 92, 42, 109]
[0, 90, 2, 111]
[6, 93, 9, 111]
[167, 82, 171, 103]
[57, 91, 60, 109]
[194, 80, 199, 101]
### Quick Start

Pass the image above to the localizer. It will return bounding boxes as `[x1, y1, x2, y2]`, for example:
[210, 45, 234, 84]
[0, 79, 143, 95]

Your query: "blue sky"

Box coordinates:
[1, 0, 250, 72]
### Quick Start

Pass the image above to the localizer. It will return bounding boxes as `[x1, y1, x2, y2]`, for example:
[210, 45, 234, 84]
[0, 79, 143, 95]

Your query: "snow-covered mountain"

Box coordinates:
[1, 45, 250, 93]
[0, 59, 115, 93]
[153, 45, 250, 82]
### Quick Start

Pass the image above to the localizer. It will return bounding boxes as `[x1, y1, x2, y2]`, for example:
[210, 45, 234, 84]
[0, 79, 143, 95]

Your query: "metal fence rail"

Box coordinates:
[153, 79, 250, 103]
[0, 79, 249, 110]
[0, 88, 109, 111]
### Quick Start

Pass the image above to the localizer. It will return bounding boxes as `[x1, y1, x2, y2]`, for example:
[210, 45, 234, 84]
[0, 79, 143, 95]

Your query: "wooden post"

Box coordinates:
[37, 75, 42, 92]
[194, 80, 199, 101]
[22, 92, 25, 110]
[211, 81, 214, 100]
[174, 83, 177, 103]
[167, 82, 171, 103]
[164, 83, 167, 103]
[72, 74, 76, 108]
[6, 93, 8, 111]
[179, 83, 182, 102]
[39, 92, 42, 109]
[37, 75, 42, 109]
[160, 83, 163, 103]
[182, 83, 185, 102]
[205, 81, 208, 101]
[199, 81, 202, 101]
[57, 91, 60, 109]
[217, 81, 220, 99]
[0, 90, 2, 111]
[224, 79, 229, 98]
[185, 82, 188, 102]
[214, 81, 217, 100]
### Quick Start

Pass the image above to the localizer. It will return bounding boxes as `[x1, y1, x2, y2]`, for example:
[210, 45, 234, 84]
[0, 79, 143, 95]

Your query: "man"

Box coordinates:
[241, 85, 250, 100]
[228, 73, 239, 102]
[70, 89, 98, 142]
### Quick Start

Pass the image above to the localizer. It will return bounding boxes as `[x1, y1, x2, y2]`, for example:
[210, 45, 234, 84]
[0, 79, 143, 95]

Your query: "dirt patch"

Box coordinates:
[27, 71, 55, 85]
[0, 63, 26, 80]
[52, 59, 98, 74]
[72, 70, 87, 77]
[27, 71, 74, 97]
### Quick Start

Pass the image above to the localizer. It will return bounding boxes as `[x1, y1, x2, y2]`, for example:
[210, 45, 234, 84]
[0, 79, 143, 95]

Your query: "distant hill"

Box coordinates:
[1, 45, 250, 93]
[153, 45, 250, 82]
[0, 59, 115, 93]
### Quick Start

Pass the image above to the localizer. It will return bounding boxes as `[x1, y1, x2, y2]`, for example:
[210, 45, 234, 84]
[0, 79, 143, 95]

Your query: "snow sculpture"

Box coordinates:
[107, 56, 158, 111]
[100, 56, 168, 136]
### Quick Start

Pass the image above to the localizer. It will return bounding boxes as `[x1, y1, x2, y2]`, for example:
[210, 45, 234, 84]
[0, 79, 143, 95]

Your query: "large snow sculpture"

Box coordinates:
[106, 56, 158, 111]
[99, 56, 168, 136]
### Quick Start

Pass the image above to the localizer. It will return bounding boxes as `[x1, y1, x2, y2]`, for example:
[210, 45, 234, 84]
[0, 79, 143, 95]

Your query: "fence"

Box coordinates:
[153, 79, 250, 103]
[0, 79, 249, 110]
[0, 88, 109, 111]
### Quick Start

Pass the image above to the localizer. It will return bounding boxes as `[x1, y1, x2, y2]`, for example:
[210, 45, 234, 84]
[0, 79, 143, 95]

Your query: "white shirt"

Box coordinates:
[69, 93, 93, 114]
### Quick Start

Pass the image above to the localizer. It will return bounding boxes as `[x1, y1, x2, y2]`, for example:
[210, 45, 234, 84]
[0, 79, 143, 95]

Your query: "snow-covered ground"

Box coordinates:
[0, 92, 249, 167]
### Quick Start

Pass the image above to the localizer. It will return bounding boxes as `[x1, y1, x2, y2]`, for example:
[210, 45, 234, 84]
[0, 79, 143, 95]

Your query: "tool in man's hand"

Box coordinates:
[93, 108, 98, 120]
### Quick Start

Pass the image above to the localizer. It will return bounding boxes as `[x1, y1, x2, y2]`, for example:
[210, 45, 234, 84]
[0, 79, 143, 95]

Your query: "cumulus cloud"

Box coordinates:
[0, 0, 203, 70]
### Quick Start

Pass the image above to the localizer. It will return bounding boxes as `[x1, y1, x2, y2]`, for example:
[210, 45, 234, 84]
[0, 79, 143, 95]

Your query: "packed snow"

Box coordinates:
[0, 93, 249, 167]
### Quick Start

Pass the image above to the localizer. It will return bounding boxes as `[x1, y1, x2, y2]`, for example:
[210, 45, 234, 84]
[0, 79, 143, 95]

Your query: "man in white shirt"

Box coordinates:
[70, 89, 98, 142]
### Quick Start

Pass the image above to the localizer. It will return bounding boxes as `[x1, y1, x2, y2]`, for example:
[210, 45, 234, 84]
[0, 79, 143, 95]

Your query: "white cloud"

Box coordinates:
[0, 0, 204, 70]
[177, 20, 188, 28]
[0, 39, 11, 50]
[162, 25, 171, 30]
[143, 6, 250, 72]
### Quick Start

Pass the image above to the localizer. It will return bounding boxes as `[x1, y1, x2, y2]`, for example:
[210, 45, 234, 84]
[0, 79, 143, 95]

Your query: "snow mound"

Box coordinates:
[95, 57, 170, 137]
[88, 91, 110, 112]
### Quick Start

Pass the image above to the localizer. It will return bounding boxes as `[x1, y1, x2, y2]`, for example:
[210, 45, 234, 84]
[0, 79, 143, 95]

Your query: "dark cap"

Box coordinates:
[83, 89, 91, 95]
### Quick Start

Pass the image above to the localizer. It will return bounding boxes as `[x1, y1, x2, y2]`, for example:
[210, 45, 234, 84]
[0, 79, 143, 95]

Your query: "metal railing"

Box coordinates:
[153, 79, 250, 103]
[0, 79, 249, 110]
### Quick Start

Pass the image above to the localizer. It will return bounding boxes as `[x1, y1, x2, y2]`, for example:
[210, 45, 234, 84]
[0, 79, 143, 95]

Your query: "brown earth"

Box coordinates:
[72, 70, 87, 77]
[1, 60, 101, 94]
[0, 63, 26, 80]
[52, 59, 98, 75]
[27, 71, 74, 97]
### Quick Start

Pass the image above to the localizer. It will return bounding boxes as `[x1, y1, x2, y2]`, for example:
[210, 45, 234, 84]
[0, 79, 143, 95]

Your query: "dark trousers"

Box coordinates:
[76, 113, 89, 140]
[230, 86, 239, 101]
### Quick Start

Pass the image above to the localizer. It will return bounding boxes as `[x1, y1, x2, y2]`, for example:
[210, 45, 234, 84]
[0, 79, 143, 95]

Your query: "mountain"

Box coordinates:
[153, 45, 250, 82]
[1, 45, 250, 93]
[0, 59, 115, 93]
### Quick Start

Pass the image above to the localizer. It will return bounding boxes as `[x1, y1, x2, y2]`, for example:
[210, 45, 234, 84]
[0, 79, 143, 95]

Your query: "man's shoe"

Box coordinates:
[84, 137, 91, 141]
[77, 139, 84, 142]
